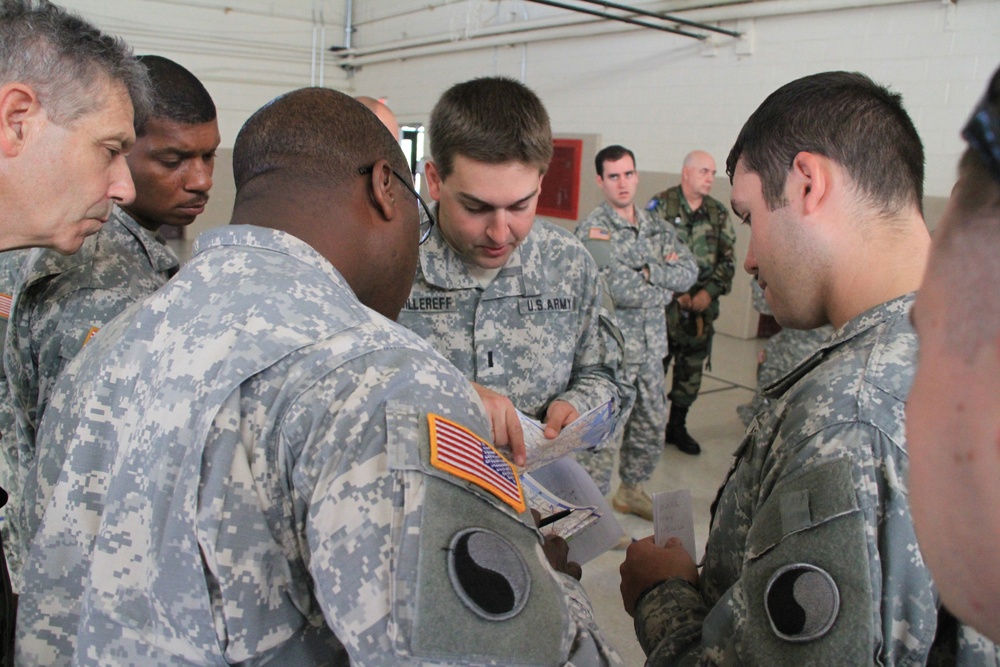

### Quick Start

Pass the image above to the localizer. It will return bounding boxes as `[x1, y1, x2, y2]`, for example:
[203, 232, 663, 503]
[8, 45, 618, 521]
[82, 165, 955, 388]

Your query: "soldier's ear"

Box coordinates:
[366, 159, 398, 222]
[0, 83, 40, 157]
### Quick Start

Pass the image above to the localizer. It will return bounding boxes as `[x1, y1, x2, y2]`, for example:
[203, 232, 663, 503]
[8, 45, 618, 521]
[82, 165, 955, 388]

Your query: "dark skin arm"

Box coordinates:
[619, 536, 698, 616]
[531, 509, 582, 580]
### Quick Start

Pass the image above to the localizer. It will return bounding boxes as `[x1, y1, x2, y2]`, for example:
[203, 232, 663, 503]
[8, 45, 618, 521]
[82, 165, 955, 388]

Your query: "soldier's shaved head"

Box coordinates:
[233, 87, 406, 194]
[231, 87, 420, 321]
[355, 95, 400, 141]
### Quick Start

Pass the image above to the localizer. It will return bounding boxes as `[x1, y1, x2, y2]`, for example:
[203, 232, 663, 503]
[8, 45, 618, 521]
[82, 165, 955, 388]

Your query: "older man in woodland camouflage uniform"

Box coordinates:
[576, 145, 696, 518]
[16, 89, 623, 666]
[620, 71, 1000, 665]
[647, 150, 736, 455]
[3, 56, 219, 596]
[398, 77, 634, 476]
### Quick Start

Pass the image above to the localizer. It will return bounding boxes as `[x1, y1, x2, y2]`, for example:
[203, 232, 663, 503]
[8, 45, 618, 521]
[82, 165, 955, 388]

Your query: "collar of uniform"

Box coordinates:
[193, 225, 353, 294]
[761, 292, 916, 399]
[112, 206, 180, 274]
[676, 186, 696, 217]
[597, 200, 645, 230]
[20, 208, 135, 286]
[418, 217, 542, 296]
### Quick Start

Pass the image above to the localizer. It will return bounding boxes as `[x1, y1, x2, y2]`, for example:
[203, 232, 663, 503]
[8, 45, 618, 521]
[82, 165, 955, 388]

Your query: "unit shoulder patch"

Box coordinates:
[765, 562, 840, 643]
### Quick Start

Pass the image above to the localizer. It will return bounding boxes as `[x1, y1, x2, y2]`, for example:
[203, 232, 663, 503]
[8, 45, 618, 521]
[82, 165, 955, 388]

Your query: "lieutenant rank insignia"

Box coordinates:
[429, 414, 526, 513]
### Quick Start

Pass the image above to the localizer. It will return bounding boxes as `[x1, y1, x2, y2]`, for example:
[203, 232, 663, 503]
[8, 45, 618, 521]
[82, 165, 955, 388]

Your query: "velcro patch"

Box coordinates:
[765, 563, 840, 643]
[587, 226, 610, 241]
[0, 293, 11, 319]
[429, 414, 525, 512]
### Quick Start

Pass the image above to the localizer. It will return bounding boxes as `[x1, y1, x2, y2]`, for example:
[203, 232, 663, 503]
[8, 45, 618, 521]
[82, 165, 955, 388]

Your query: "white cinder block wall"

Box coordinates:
[59, 0, 1000, 336]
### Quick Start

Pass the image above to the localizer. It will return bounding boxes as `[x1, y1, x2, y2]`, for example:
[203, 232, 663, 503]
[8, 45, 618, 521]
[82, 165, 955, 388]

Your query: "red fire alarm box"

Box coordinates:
[537, 138, 582, 220]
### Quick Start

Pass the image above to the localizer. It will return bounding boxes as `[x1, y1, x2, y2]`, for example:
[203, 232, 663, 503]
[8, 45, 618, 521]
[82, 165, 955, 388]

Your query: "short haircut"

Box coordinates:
[0, 0, 150, 126]
[595, 145, 635, 177]
[233, 87, 408, 194]
[930, 67, 1000, 352]
[428, 76, 553, 179]
[135, 55, 215, 135]
[726, 71, 924, 218]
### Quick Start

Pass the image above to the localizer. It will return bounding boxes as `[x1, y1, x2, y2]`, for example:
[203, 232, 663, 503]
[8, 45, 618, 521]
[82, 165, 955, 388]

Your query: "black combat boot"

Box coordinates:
[666, 404, 701, 455]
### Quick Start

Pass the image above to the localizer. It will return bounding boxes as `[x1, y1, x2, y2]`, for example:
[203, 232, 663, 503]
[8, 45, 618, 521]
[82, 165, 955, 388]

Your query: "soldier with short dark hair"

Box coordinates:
[621, 71, 998, 665]
[575, 145, 696, 515]
[397, 76, 634, 472]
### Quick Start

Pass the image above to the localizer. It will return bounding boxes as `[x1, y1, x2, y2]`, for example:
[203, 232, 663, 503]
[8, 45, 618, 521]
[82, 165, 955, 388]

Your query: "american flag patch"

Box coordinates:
[428, 414, 525, 512]
[0, 293, 10, 320]
[82, 326, 100, 346]
[588, 226, 611, 241]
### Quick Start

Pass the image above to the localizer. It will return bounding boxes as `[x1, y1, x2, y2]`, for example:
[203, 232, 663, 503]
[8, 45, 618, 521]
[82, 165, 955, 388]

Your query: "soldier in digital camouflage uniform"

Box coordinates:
[397, 77, 634, 491]
[0, 248, 31, 604]
[16, 88, 623, 666]
[0, 5, 150, 661]
[575, 145, 696, 519]
[908, 66, 1000, 650]
[736, 279, 833, 427]
[2, 56, 219, 597]
[646, 151, 736, 455]
[620, 71, 1000, 665]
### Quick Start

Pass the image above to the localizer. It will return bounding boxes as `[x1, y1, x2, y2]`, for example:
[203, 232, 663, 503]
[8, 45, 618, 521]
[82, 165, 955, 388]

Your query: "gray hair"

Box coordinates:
[0, 0, 151, 126]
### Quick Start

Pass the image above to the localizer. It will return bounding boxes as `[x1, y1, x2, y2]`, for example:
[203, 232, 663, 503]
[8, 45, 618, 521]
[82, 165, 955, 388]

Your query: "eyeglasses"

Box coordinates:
[962, 96, 1000, 184]
[359, 165, 435, 244]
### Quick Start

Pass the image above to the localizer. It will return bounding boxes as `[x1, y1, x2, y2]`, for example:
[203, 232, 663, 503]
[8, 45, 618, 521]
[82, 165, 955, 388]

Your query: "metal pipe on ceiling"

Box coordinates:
[524, 0, 707, 39]
[336, 0, 932, 69]
[569, 0, 740, 37]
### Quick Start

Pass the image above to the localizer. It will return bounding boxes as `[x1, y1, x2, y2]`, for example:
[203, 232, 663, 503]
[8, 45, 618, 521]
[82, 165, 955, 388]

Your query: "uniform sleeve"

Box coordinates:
[290, 351, 624, 666]
[702, 207, 736, 300]
[647, 226, 698, 296]
[635, 422, 940, 666]
[23, 283, 137, 433]
[555, 252, 635, 430]
[575, 222, 670, 310]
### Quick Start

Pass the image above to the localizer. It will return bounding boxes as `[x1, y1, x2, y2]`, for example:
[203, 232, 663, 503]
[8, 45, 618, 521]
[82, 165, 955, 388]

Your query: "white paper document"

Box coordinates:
[652, 488, 697, 561]
[514, 399, 615, 473]
[522, 458, 626, 564]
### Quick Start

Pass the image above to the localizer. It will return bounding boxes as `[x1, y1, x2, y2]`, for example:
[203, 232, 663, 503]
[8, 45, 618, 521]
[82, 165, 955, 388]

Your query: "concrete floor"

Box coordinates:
[581, 333, 762, 666]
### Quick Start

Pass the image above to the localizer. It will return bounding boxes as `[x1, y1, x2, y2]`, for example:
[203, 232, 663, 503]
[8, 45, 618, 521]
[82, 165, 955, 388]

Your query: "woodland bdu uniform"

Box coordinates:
[3, 208, 177, 590]
[633, 294, 1000, 666]
[16, 226, 623, 667]
[575, 201, 696, 486]
[646, 186, 736, 408]
[398, 218, 634, 493]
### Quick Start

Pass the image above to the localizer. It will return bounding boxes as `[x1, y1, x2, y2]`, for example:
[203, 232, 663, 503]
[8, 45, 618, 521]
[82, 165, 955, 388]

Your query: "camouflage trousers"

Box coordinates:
[577, 356, 666, 490]
[664, 339, 710, 409]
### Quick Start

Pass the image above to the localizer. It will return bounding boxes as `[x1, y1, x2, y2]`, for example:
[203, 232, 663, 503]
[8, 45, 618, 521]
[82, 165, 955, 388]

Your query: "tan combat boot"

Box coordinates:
[612, 482, 653, 521]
